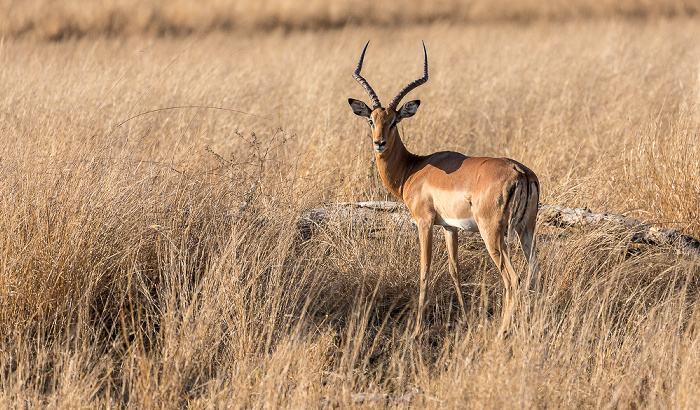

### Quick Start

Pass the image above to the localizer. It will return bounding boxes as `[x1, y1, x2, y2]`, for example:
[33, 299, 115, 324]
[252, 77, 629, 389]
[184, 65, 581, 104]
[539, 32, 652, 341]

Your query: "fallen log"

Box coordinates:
[299, 201, 700, 257]
[320, 387, 423, 407]
[537, 204, 700, 256]
[298, 201, 417, 239]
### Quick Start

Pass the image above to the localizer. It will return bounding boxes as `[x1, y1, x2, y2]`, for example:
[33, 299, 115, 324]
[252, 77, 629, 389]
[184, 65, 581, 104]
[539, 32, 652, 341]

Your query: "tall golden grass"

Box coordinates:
[1, 15, 700, 407]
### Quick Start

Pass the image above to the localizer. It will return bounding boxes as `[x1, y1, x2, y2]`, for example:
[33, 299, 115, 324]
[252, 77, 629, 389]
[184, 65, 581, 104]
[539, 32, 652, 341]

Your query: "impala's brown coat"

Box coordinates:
[349, 43, 540, 338]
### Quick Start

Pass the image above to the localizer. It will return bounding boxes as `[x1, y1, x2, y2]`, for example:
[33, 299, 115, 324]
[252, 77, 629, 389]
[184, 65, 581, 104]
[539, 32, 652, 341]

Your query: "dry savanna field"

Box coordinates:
[2, 0, 700, 407]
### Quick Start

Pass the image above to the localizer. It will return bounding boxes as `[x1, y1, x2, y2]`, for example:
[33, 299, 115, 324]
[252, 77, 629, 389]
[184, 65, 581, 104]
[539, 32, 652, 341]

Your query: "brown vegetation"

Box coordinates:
[1, 10, 700, 408]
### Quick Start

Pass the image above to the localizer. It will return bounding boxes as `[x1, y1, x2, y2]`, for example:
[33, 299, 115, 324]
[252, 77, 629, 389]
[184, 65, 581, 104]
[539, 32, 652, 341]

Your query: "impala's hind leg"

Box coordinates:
[479, 222, 519, 339]
[444, 227, 467, 320]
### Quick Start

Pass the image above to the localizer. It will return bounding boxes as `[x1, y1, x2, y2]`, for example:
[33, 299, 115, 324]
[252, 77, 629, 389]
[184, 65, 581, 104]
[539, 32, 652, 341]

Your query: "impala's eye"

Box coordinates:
[368, 119, 374, 127]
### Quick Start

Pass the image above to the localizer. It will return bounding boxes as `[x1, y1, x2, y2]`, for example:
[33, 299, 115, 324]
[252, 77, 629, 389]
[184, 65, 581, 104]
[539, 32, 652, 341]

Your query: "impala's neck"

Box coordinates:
[375, 133, 417, 201]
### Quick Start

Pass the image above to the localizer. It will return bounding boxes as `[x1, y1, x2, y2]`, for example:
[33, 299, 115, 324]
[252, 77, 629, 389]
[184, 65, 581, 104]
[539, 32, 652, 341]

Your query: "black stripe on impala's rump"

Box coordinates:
[504, 182, 518, 226]
[520, 179, 539, 228]
[515, 174, 530, 228]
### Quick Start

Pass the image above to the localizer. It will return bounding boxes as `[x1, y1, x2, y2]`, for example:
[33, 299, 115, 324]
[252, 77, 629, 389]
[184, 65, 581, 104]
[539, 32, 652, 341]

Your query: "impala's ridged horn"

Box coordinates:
[353, 40, 382, 110]
[388, 41, 428, 110]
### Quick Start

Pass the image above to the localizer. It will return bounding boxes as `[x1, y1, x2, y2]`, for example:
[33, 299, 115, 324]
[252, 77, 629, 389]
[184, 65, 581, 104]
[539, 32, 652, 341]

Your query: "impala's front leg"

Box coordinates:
[444, 227, 467, 320]
[414, 219, 433, 337]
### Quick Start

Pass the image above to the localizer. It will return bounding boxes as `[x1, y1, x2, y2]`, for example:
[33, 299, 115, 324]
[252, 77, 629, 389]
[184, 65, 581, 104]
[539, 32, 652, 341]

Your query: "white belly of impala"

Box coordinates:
[434, 215, 479, 232]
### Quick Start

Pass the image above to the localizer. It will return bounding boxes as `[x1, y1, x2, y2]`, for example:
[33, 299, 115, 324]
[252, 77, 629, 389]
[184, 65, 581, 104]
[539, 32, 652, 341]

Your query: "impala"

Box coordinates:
[348, 41, 540, 338]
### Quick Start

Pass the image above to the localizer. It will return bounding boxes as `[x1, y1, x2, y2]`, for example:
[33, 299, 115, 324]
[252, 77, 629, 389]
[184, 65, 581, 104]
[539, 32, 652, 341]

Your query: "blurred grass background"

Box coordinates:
[1, 0, 700, 39]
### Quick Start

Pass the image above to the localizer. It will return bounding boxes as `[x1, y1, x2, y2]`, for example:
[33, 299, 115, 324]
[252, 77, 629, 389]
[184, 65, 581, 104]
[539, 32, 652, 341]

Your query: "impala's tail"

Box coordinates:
[507, 175, 540, 292]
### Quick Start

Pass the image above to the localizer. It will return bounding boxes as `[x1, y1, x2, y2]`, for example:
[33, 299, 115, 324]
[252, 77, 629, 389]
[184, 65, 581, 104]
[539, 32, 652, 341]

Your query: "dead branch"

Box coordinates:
[320, 387, 424, 408]
[537, 204, 700, 256]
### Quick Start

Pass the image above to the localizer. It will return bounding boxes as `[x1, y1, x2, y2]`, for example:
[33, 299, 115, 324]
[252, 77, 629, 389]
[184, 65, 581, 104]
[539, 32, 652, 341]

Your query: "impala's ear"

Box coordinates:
[348, 98, 372, 118]
[398, 100, 420, 119]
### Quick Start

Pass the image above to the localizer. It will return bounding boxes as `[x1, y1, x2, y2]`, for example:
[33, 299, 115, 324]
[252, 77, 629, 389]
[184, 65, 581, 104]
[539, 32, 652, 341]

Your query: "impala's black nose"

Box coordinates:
[373, 140, 387, 153]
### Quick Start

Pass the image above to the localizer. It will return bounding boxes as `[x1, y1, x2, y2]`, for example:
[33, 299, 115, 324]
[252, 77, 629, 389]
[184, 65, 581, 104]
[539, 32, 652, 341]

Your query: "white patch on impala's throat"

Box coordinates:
[435, 215, 479, 232]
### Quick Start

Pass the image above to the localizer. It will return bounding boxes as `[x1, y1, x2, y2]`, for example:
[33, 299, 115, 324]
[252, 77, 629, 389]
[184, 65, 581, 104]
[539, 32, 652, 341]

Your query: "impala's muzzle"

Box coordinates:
[373, 140, 387, 153]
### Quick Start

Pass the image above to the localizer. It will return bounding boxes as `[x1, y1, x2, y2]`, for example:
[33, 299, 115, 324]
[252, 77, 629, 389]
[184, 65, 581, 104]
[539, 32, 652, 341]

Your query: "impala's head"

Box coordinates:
[347, 41, 428, 155]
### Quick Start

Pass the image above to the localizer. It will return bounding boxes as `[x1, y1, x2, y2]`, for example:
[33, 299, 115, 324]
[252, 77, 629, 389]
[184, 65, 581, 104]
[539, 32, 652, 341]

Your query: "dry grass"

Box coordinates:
[1, 14, 700, 408]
